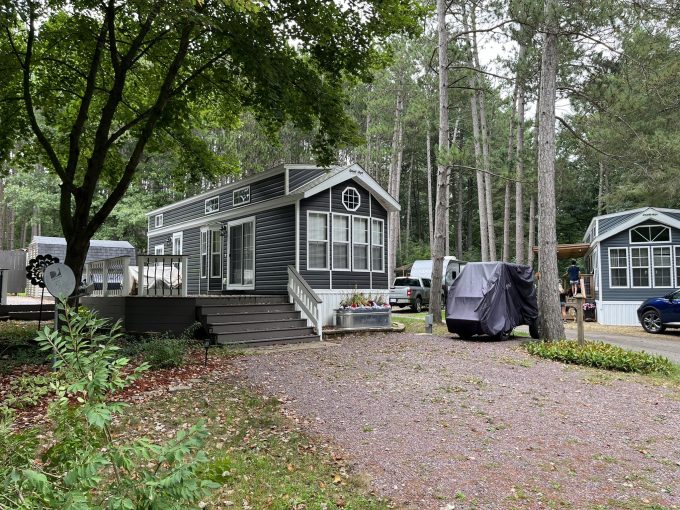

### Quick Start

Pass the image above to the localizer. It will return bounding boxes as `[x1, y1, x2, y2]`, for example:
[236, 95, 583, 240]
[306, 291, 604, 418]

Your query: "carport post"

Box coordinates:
[576, 293, 585, 345]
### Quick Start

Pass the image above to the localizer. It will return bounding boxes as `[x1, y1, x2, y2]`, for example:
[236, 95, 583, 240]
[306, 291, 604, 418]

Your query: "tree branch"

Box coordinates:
[21, 4, 68, 184]
[555, 115, 623, 160]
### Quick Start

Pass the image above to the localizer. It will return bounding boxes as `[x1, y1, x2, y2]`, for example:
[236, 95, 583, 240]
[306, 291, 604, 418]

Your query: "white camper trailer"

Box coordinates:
[410, 256, 466, 290]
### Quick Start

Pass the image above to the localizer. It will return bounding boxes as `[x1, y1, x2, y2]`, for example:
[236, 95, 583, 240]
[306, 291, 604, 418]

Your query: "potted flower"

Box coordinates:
[583, 301, 596, 321]
[336, 291, 391, 329]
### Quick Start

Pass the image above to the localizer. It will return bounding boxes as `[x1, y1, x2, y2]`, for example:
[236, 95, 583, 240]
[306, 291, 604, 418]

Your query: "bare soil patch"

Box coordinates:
[235, 333, 680, 510]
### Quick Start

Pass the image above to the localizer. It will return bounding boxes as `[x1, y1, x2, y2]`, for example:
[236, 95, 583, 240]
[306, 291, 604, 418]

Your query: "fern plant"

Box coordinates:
[0, 301, 218, 509]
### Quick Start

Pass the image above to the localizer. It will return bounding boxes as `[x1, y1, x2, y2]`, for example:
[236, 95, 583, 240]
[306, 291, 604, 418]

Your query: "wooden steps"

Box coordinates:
[197, 297, 320, 347]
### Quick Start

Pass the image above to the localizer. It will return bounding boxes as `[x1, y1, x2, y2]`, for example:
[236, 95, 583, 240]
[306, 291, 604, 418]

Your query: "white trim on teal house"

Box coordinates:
[584, 207, 680, 325]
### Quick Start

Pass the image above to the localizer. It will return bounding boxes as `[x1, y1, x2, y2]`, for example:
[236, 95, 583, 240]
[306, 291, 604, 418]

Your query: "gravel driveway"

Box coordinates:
[236, 333, 680, 510]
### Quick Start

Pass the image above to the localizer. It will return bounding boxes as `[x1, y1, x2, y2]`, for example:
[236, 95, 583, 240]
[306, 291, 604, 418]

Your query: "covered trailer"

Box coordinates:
[446, 262, 540, 340]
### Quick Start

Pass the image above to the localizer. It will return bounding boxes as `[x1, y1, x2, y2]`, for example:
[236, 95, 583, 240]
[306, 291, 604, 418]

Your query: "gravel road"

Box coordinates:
[236, 333, 680, 510]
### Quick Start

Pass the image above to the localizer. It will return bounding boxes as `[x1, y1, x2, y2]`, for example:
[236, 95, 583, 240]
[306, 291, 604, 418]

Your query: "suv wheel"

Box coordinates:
[412, 296, 422, 313]
[641, 309, 665, 334]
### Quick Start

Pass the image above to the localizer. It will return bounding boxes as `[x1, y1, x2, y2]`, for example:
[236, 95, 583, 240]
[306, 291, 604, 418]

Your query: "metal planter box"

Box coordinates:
[336, 308, 392, 329]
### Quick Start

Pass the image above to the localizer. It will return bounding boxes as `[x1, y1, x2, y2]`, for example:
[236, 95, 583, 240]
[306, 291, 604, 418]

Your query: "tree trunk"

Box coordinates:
[431, 0, 449, 324]
[406, 160, 412, 247]
[597, 160, 605, 215]
[470, 91, 489, 261]
[471, 7, 496, 260]
[536, 0, 564, 341]
[527, 194, 536, 266]
[503, 87, 517, 262]
[448, 117, 460, 257]
[456, 170, 464, 260]
[365, 107, 372, 176]
[8, 206, 15, 250]
[21, 221, 28, 249]
[387, 88, 404, 285]
[427, 127, 434, 254]
[0, 178, 4, 251]
[515, 65, 526, 263]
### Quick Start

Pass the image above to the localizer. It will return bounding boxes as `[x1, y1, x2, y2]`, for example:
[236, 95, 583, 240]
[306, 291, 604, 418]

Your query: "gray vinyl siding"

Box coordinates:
[599, 220, 680, 301]
[147, 173, 285, 232]
[184, 228, 201, 295]
[289, 168, 326, 191]
[598, 212, 638, 236]
[253, 205, 295, 293]
[299, 182, 389, 290]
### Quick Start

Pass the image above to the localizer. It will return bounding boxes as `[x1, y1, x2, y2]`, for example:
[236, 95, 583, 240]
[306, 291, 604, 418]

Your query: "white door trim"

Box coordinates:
[226, 216, 256, 291]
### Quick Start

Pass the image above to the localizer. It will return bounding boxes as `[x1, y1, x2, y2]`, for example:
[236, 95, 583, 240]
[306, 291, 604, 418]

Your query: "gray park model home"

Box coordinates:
[583, 207, 680, 325]
[146, 163, 400, 325]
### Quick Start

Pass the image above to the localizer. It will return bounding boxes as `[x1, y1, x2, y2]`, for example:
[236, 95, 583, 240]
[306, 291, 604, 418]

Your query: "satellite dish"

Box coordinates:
[43, 263, 76, 299]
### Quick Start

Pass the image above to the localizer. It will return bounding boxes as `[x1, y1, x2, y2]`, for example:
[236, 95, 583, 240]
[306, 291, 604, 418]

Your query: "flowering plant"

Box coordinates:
[339, 291, 390, 309]
[583, 302, 597, 311]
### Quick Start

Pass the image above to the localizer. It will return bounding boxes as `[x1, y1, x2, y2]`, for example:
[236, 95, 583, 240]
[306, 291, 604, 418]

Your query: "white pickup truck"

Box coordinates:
[389, 277, 433, 312]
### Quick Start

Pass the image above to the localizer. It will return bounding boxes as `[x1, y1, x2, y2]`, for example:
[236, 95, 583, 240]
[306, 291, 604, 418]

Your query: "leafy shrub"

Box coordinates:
[0, 301, 218, 509]
[2, 373, 56, 410]
[526, 340, 675, 375]
[132, 335, 188, 370]
[0, 322, 48, 373]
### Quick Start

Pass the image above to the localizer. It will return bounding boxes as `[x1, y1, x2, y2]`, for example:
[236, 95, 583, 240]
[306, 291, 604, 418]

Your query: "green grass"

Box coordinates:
[526, 340, 676, 375]
[117, 377, 391, 510]
[0, 322, 48, 373]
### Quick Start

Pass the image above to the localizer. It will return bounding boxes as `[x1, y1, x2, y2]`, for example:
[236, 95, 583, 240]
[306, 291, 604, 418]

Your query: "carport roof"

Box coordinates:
[531, 243, 590, 260]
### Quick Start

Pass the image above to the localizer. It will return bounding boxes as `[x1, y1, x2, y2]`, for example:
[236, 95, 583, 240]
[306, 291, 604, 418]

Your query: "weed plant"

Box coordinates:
[526, 340, 675, 375]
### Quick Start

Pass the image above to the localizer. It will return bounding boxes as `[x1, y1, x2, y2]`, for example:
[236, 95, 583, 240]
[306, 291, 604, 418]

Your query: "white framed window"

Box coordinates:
[342, 187, 361, 212]
[233, 186, 250, 206]
[210, 228, 222, 278]
[154, 214, 163, 228]
[200, 229, 208, 278]
[205, 196, 219, 215]
[652, 246, 672, 287]
[154, 244, 164, 255]
[630, 225, 670, 244]
[172, 232, 183, 255]
[352, 216, 369, 271]
[675, 246, 680, 287]
[608, 247, 628, 288]
[371, 218, 384, 272]
[630, 247, 650, 288]
[332, 214, 350, 270]
[307, 212, 329, 270]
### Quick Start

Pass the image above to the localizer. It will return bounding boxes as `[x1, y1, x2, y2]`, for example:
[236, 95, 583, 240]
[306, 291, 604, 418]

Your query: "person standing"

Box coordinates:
[567, 259, 580, 296]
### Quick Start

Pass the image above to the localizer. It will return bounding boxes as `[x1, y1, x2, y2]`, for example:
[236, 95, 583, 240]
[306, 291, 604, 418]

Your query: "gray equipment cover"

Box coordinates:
[446, 262, 538, 337]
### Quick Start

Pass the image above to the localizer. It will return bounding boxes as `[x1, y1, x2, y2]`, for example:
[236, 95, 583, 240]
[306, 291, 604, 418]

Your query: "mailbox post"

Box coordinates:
[575, 293, 585, 345]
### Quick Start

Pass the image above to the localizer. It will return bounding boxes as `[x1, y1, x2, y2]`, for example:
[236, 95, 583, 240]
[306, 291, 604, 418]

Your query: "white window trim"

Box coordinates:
[608, 247, 629, 289]
[154, 244, 165, 255]
[307, 211, 330, 271]
[154, 214, 163, 228]
[371, 218, 385, 273]
[629, 224, 671, 244]
[351, 215, 370, 273]
[331, 213, 351, 271]
[200, 228, 208, 279]
[226, 216, 256, 290]
[210, 228, 222, 279]
[652, 245, 673, 288]
[233, 185, 251, 207]
[342, 186, 361, 212]
[205, 196, 219, 215]
[172, 232, 183, 255]
[674, 246, 680, 288]
[629, 246, 650, 289]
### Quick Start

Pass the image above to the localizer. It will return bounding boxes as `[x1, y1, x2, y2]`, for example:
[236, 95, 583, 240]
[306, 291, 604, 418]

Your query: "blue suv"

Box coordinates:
[637, 290, 680, 333]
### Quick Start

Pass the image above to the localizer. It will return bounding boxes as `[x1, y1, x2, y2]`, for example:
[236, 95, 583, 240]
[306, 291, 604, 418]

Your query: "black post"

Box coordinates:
[38, 286, 45, 330]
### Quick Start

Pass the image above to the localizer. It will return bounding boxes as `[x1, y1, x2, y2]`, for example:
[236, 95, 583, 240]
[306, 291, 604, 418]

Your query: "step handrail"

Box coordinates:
[287, 265, 323, 340]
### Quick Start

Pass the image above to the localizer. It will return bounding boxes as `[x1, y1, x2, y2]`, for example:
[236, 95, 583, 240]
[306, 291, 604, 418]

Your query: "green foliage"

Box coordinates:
[129, 336, 189, 370]
[0, 322, 48, 374]
[0, 302, 218, 509]
[2, 373, 55, 411]
[526, 340, 675, 375]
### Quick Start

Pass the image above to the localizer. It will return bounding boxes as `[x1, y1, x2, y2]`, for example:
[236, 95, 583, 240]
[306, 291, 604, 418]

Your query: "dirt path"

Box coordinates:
[236, 333, 680, 510]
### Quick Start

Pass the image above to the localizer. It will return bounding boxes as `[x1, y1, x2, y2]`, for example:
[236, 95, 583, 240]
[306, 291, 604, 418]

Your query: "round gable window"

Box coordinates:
[342, 187, 361, 211]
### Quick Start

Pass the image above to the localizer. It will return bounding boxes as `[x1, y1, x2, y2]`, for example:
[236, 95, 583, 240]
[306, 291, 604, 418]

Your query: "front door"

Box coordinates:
[227, 217, 255, 290]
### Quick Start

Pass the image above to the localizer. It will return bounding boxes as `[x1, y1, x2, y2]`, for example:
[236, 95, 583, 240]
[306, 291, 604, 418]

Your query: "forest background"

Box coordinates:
[1, 0, 678, 276]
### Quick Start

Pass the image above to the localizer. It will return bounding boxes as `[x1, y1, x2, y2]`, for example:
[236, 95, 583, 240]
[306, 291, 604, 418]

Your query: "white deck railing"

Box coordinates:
[83, 256, 131, 297]
[287, 265, 323, 340]
[137, 255, 189, 297]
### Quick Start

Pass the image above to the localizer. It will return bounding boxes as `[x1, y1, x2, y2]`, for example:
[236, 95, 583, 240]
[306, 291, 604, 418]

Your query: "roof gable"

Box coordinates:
[590, 207, 680, 246]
